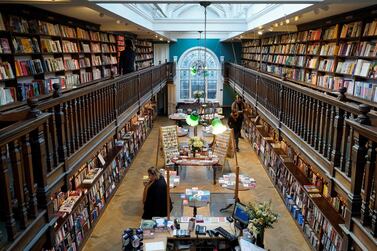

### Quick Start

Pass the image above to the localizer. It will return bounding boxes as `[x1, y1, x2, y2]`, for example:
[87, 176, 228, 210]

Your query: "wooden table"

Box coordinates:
[142, 217, 235, 251]
[170, 156, 220, 185]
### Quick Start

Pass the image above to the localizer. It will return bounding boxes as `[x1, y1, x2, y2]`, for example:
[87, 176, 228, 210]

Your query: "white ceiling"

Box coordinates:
[2, 0, 375, 41]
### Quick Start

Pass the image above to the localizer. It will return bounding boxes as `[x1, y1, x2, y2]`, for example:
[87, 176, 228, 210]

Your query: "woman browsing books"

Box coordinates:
[142, 167, 172, 219]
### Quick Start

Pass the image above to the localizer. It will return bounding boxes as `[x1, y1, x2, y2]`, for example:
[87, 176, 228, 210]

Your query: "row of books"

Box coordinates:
[15, 59, 44, 77]
[0, 38, 11, 54]
[3, 14, 117, 43]
[12, 37, 40, 54]
[40, 38, 62, 53]
[323, 25, 339, 40]
[340, 21, 362, 38]
[0, 86, 16, 105]
[245, 41, 377, 60]
[0, 62, 14, 79]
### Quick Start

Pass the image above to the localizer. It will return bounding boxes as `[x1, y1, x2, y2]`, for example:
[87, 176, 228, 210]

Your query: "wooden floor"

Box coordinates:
[83, 117, 311, 251]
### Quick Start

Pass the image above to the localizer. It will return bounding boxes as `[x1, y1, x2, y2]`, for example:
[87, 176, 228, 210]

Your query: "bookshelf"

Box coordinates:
[0, 7, 118, 108]
[51, 107, 154, 250]
[242, 105, 345, 251]
[241, 6, 377, 108]
[135, 39, 153, 70]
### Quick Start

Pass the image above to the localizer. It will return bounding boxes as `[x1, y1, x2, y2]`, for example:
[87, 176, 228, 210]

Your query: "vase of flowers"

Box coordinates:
[193, 90, 204, 103]
[188, 136, 204, 157]
[246, 200, 279, 248]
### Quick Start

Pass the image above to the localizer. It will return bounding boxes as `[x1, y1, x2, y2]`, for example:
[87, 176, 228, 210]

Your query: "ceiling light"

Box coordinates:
[285, 19, 290, 24]
[294, 16, 299, 21]
[116, 20, 121, 24]
[159, 37, 163, 41]
[258, 26, 263, 29]
[274, 23, 279, 27]
[258, 30, 263, 35]
[240, 35, 243, 38]
[155, 34, 158, 38]
[167, 40, 170, 43]
[280, 21, 284, 26]
[268, 27, 273, 32]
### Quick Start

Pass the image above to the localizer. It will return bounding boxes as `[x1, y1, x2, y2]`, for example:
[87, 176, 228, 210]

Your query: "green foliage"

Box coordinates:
[246, 200, 279, 235]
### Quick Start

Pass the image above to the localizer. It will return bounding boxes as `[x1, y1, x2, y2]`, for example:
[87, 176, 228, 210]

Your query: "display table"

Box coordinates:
[169, 113, 187, 121]
[177, 127, 188, 137]
[181, 188, 210, 217]
[170, 155, 219, 184]
[140, 217, 265, 251]
[219, 173, 256, 191]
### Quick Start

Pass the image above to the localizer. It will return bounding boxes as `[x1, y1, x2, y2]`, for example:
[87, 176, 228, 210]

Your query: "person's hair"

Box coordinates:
[147, 167, 160, 179]
[231, 109, 238, 117]
[125, 39, 134, 49]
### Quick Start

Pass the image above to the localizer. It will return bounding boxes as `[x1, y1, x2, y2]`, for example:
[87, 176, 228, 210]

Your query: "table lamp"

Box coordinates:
[211, 118, 226, 135]
[186, 112, 200, 126]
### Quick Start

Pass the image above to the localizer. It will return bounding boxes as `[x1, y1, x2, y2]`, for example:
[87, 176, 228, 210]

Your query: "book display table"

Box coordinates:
[181, 188, 211, 217]
[219, 173, 256, 191]
[170, 155, 219, 184]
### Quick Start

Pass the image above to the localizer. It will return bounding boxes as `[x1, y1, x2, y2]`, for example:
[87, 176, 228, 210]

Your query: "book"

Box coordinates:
[0, 38, 11, 54]
[0, 13, 5, 31]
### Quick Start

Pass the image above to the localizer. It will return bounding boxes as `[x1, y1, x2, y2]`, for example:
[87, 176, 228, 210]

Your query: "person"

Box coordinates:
[231, 95, 245, 138]
[228, 110, 242, 152]
[142, 167, 172, 219]
[119, 39, 136, 75]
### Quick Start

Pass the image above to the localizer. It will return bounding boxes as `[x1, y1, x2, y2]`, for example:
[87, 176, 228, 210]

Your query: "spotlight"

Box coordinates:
[116, 20, 121, 24]
[99, 13, 104, 17]
[274, 23, 279, 27]
[159, 37, 163, 41]
[285, 19, 290, 24]
[155, 34, 158, 38]
[167, 40, 170, 43]
[258, 30, 263, 35]
[294, 16, 299, 21]
[268, 27, 273, 32]
[280, 21, 284, 26]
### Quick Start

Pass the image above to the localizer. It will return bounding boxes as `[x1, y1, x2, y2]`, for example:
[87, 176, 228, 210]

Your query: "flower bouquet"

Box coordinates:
[246, 200, 279, 247]
[188, 136, 204, 157]
[193, 90, 204, 103]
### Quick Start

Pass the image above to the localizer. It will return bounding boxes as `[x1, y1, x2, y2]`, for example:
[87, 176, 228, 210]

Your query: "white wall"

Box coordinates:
[154, 44, 169, 65]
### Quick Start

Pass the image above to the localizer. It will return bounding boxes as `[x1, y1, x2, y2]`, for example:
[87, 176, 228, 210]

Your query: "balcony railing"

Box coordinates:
[0, 62, 174, 250]
[225, 62, 377, 249]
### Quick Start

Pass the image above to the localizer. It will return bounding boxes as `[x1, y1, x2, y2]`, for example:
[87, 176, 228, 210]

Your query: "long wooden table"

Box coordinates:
[142, 217, 234, 251]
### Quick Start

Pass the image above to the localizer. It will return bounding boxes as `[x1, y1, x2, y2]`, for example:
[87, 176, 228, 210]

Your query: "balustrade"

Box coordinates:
[0, 63, 174, 250]
[226, 62, 377, 249]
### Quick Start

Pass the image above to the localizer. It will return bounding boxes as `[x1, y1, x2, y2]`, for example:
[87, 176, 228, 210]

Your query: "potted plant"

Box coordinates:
[193, 90, 204, 103]
[246, 200, 279, 248]
[188, 136, 204, 157]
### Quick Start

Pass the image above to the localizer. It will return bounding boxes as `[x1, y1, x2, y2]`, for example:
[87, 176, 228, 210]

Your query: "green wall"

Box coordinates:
[169, 38, 241, 106]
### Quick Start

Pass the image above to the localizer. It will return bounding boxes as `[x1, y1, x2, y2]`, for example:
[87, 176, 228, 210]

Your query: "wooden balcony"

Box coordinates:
[0, 63, 175, 250]
[224, 62, 377, 251]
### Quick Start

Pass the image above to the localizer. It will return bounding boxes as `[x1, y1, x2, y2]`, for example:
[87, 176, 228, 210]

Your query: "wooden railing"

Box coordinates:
[225, 62, 377, 250]
[0, 63, 174, 250]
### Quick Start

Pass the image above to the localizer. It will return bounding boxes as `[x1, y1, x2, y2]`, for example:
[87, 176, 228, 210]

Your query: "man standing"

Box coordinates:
[231, 95, 245, 138]
[118, 39, 136, 75]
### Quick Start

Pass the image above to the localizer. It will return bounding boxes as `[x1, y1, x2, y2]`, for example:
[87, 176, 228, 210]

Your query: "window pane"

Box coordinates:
[207, 90, 216, 99]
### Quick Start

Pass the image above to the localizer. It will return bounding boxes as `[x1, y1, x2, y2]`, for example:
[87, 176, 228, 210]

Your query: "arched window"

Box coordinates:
[177, 47, 221, 102]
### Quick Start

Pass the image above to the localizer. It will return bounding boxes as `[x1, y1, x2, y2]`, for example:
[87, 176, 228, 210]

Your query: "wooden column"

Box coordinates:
[331, 107, 345, 169]
[0, 145, 17, 240]
[31, 125, 54, 220]
[346, 105, 371, 227]
[9, 140, 28, 229]
[360, 141, 376, 226]
[21, 134, 38, 218]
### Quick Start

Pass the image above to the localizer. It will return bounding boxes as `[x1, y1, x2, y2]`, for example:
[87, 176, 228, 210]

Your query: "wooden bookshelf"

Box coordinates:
[241, 5, 377, 108]
[0, 5, 118, 107]
[242, 107, 346, 251]
[51, 109, 154, 251]
[135, 39, 153, 70]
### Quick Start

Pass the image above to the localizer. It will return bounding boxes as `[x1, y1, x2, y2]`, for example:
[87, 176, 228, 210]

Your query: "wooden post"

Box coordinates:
[231, 129, 240, 202]
[155, 128, 161, 167]
[166, 166, 170, 220]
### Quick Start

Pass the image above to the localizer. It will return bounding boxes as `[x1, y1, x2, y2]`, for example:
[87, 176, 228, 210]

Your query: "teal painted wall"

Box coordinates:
[169, 38, 241, 64]
[169, 38, 241, 106]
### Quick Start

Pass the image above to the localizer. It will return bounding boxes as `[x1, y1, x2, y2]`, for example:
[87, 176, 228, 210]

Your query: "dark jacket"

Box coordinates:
[142, 176, 172, 219]
[119, 48, 136, 74]
[228, 115, 242, 133]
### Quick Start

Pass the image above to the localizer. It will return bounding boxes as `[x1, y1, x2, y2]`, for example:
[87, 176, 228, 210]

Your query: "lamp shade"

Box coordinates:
[211, 118, 226, 135]
[186, 113, 199, 126]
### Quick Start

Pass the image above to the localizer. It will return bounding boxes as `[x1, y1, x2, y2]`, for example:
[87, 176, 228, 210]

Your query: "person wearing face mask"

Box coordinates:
[142, 167, 172, 219]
